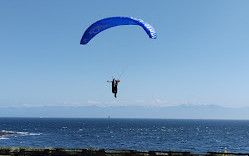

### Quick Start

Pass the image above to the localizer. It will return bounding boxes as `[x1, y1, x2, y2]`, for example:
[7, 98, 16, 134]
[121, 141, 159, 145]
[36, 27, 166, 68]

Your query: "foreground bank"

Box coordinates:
[0, 147, 248, 156]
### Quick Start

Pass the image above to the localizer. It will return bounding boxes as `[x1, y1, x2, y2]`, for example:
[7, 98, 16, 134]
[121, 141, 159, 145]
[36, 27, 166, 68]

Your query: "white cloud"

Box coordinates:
[87, 100, 101, 105]
[0, 98, 224, 108]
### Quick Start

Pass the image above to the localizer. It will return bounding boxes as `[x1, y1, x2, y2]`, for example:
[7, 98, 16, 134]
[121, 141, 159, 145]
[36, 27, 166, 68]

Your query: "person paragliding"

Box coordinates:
[81, 16, 157, 98]
[107, 78, 120, 98]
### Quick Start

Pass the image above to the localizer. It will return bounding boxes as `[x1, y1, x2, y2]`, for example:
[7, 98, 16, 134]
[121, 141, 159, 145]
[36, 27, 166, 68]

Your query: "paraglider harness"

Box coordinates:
[108, 79, 120, 98]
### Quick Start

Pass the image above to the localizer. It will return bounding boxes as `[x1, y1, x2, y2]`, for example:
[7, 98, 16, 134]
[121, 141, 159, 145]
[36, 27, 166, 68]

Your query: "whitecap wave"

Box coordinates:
[1, 130, 16, 133]
[29, 133, 42, 136]
[16, 132, 29, 135]
[0, 136, 9, 140]
[17, 132, 42, 136]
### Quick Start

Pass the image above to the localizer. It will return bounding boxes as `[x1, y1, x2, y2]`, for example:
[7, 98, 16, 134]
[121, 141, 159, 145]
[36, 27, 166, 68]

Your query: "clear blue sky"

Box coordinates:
[1, 0, 249, 108]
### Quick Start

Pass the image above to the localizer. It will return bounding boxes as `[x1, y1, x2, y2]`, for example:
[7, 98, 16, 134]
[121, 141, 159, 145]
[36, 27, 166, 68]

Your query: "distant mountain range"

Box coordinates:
[1, 104, 249, 119]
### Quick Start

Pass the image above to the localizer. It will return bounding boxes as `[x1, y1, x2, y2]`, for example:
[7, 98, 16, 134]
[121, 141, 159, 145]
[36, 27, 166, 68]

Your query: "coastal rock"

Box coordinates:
[0, 131, 18, 135]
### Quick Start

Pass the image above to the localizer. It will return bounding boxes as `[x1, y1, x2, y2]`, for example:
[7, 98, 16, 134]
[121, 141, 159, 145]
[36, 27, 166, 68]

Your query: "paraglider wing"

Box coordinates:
[80, 16, 157, 45]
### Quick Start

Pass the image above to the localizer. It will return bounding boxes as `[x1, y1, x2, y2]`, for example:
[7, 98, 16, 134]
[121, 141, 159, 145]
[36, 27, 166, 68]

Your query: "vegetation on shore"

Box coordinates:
[0, 147, 240, 156]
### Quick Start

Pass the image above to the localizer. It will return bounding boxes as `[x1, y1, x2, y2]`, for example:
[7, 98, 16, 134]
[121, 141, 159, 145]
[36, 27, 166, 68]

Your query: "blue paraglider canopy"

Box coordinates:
[80, 16, 157, 45]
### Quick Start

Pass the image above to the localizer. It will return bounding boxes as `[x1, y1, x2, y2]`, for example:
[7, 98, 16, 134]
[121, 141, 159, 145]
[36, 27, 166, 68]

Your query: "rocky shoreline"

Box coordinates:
[0, 148, 247, 156]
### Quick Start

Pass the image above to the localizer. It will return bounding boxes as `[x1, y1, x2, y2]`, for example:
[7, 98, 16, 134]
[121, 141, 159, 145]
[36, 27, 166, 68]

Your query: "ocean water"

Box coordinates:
[1, 118, 249, 153]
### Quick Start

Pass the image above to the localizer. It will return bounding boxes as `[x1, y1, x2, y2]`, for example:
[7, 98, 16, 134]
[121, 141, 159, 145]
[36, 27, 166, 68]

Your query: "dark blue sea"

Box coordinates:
[1, 118, 249, 153]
